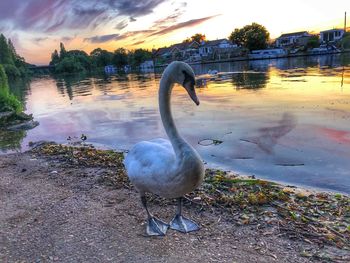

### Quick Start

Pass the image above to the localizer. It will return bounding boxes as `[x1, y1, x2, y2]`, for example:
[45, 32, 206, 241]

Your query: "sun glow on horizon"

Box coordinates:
[0, 0, 348, 64]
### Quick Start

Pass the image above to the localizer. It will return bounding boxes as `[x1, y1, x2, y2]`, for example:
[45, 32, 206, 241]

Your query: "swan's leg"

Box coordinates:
[170, 197, 200, 233]
[141, 196, 169, 236]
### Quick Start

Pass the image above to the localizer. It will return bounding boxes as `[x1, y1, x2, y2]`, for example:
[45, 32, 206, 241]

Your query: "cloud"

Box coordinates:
[149, 15, 218, 37]
[131, 40, 145, 46]
[109, 0, 165, 17]
[33, 37, 49, 43]
[84, 34, 123, 43]
[0, 0, 167, 33]
[115, 20, 128, 30]
[61, 36, 75, 42]
[84, 30, 156, 43]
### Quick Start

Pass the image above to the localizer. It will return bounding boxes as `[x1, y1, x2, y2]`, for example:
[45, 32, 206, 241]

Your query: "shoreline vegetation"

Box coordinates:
[29, 23, 350, 74]
[0, 64, 38, 131]
[35, 143, 350, 245]
[0, 34, 38, 130]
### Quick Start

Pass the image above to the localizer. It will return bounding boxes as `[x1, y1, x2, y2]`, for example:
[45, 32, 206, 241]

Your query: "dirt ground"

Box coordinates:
[0, 151, 347, 262]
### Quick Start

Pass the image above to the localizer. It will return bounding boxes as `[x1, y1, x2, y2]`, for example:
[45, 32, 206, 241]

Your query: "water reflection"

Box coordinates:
[231, 72, 269, 89]
[0, 130, 26, 152]
[2, 53, 350, 193]
[242, 113, 297, 154]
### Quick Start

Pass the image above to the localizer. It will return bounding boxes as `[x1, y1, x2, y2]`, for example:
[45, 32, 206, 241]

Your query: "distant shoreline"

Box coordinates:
[156, 49, 350, 67]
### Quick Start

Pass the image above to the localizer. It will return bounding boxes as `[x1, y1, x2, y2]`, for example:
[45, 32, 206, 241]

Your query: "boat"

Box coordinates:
[248, 48, 287, 59]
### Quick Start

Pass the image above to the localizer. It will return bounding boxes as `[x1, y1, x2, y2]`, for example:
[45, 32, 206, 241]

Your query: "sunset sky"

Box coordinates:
[0, 0, 348, 65]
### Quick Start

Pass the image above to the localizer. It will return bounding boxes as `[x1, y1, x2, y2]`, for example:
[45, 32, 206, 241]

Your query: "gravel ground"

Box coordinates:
[0, 151, 344, 262]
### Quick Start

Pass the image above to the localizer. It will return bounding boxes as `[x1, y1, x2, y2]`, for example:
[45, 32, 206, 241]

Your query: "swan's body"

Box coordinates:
[124, 61, 204, 235]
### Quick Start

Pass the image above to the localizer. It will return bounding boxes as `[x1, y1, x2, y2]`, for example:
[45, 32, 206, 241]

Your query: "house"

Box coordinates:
[275, 31, 312, 47]
[139, 60, 154, 71]
[199, 39, 237, 57]
[320, 29, 345, 43]
[153, 41, 200, 64]
[104, 65, 116, 74]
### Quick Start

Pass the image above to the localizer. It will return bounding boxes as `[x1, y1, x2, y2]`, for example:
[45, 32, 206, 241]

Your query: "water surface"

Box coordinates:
[3, 54, 350, 193]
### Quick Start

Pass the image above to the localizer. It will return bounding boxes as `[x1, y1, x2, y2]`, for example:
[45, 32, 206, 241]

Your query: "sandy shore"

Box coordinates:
[0, 143, 349, 262]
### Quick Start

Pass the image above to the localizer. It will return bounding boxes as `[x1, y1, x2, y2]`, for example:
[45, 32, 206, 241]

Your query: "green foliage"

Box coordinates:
[0, 64, 22, 112]
[59, 42, 67, 58]
[113, 48, 128, 68]
[54, 48, 91, 73]
[90, 48, 113, 68]
[50, 50, 60, 66]
[128, 49, 152, 67]
[307, 35, 320, 49]
[50, 43, 152, 73]
[183, 33, 206, 43]
[0, 34, 28, 78]
[229, 23, 270, 51]
[0, 34, 14, 65]
[341, 32, 350, 49]
[55, 56, 85, 74]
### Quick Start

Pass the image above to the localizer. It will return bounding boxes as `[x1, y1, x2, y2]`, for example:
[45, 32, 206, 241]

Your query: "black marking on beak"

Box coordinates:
[182, 70, 195, 90]
[182, 70, 199, 105]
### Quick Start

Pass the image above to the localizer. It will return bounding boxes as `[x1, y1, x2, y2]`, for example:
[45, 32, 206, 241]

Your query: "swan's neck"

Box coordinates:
[159, 74, 186, 156]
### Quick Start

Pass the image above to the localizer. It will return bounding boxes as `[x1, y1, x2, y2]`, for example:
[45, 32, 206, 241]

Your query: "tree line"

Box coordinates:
[0, 34, 29, 79]
[50, 43, 152, 74]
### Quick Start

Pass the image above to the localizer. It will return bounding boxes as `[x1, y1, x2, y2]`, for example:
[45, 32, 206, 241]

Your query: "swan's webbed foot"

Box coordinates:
[146, 216, 169, 236]
[141, 195, 169, 236]
[170, 197, 200, 233]
[170, 214, 199, 233]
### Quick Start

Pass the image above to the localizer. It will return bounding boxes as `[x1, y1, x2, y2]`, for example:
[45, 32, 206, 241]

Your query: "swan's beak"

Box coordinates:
[184, 82, 200, 106]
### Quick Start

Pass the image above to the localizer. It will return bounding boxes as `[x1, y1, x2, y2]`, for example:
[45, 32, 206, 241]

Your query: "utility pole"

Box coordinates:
[345, 12, 347, 32]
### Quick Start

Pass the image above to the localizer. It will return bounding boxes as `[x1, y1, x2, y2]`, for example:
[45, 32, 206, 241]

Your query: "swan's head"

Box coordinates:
[167, 61, 199, 105]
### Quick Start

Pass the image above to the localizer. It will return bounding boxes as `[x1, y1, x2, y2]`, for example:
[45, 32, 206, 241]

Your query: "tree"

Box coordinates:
[0, 34, 14, 65]
[0, 34, 28, 78]
[59, 42, 67, 58]
[307, 35, 320, 49]
[183, 33, 206, 43]
[50, 49, 60, 65]
[341, 32, 350, 49]
[229, 23, 270, 50]
[129, 49, 152, 66]
[113, 48, 128, 68]
[90, 48, 113, 67]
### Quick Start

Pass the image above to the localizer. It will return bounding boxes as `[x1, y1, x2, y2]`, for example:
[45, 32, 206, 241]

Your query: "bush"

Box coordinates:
[55, 56, 86, 73]
[0, 64, 23, 113]
[341, 32, 350, 49]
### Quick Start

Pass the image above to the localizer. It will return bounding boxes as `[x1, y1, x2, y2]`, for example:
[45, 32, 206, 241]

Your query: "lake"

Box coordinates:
[2, 54, 350, 193]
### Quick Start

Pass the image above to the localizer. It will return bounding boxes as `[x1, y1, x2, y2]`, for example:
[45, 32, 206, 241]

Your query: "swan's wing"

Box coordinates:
[124, 139, 175, 183]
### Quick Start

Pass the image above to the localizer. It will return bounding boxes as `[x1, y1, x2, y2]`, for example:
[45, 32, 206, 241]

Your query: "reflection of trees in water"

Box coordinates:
[53, 73, 93, 100]
[7, 78, 31, 106]
[0, 130, 26, 152]
[232, 72, 269, 89]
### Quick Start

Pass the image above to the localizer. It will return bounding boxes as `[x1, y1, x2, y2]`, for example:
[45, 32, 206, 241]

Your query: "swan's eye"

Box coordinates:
[182, 70, 195, 89]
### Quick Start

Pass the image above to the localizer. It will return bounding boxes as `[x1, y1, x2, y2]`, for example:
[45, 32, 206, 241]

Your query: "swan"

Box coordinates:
[124, 61, 205, 236]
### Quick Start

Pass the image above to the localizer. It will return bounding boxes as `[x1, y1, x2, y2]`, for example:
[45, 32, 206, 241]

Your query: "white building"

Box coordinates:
[320, 29, 345, 43]
[249, 48, 287, 59]
[139, 60, 154, 70]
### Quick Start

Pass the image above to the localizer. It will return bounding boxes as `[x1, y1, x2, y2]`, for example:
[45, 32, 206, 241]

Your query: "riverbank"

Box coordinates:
[1, 142, 349, 262]
[154, 49, 350, 68]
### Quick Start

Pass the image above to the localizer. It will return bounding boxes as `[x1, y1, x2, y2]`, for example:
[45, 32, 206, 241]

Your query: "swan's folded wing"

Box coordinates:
[124, 140, 176, 181]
